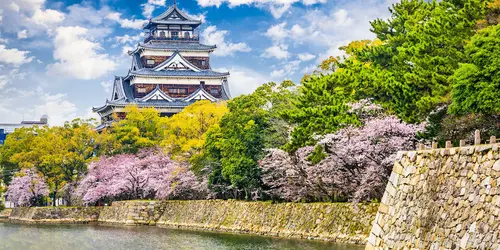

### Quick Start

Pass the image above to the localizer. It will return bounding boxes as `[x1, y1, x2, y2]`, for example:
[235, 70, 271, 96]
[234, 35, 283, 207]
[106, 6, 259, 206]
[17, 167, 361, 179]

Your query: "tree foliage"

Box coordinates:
[104, 106, 162, 154]
[1, 119, 98, 205]
[158, 100, 228, 161]
[260, 102, 423, 202]
[6, 168, 49, 207]
[76, 149, 205, 204]
[449, 24, 500, 115]
[195, 81, 297, 199]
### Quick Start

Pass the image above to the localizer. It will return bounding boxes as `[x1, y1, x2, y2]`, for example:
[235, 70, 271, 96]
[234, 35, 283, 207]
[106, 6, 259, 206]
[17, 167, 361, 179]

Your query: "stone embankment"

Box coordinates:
[5, 200, 377, 244]
[367, 139, 500, 249]
[0, 209, 11, 221]
[8, 207, 100, 223]
[155, 200, 376, 243]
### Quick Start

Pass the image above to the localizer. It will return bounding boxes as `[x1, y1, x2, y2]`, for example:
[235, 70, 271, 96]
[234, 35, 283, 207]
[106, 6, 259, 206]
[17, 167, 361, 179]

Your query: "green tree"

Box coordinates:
[196, 81, 297, 199]
[159, 100, 228, 161]
[449, 24, 500, 115]
[102, 105, 162, 154]
[0, 119, 98, 205]
[356, 0, 488, 122]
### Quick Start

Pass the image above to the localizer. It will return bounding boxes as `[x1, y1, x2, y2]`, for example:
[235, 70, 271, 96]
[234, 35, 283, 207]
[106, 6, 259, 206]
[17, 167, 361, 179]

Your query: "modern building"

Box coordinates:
[0, 115, 48, 145]
[93, 3, 231, 129]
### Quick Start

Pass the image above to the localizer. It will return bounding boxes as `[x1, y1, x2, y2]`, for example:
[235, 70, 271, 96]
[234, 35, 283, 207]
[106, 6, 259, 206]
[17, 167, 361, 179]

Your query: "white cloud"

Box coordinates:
[201, 26, 251, 56]
[30, 8, 65, 26]
[297, 53, 315, 61]
[0, 45, 34, 66]
[265, 22, 288, 42]
[181, 9, 207, 23]
[100, 80, 114, 93]
[333, 9, 353, 27]
[270, 59, 301, 80]
[141, 0, 166, 18]
[270, 69, 285, 79]
[17, 30, 28, 39]
[9, 2, 20, 12]
[196, 0, 327, 18]
[0, 75, 7, 89]
[0, 69, 28, 89]
[113, 34, 143, 45]
[106, 12, 147, 29]
[301, 63, 317, 74]
[10, 0, 45, 12]
[47, 26, 117, 80]
[217, 66, 270, 97]
[148, 0, 167, 5]
[261, 1, 393, 65]
[34, 88, 78, 126]
[142, 4, 156, 18]
[261, 44, 289, 60]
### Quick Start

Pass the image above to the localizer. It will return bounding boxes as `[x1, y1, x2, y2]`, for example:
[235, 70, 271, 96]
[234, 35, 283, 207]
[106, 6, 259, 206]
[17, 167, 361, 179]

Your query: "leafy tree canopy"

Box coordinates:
[195, 81, 297, 199]
[158, 100, 228, 161]
[449, 23, 500, 115]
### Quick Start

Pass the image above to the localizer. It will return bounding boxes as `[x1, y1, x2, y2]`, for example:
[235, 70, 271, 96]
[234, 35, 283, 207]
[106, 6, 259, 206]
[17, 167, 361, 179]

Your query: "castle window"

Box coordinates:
[200, 81, 205, 85]
[210, 88, 219, 95]
[168, 88, 187, 94]
[147, 59, 155, 65]
[201, 60, 206, 66]
[184, 31, 190, 38]
[159, 31, 166, 38]
[137, 87, 147, 93]
[171, 31, 179, 39]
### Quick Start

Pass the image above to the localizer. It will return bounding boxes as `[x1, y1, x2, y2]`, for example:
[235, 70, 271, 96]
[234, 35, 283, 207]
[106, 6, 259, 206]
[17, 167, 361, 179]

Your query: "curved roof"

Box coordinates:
[143, 5, 202, 29]
[129, 43, 216, 55]
[128, 68, 230, 78]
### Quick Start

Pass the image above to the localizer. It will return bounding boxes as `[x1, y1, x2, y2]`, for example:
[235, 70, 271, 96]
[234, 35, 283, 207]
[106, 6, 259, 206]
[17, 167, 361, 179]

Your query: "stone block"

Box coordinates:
[378, 203, 389, 214]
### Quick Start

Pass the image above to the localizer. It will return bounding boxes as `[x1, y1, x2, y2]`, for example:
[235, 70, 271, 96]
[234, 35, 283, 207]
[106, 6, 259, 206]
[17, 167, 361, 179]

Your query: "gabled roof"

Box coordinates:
[152, 5, 199, 22]
[136, 85, 174, 102]
[144, 5, 202, 29]
[221, 79, 231, 100]
[153, 51, 200, 72]
[131, 53, 144, 71]
[183, 86, 217, 102]
[93, 82, 227, 114]
[110, 76, 126, 101]
[128, 43, 216, 55]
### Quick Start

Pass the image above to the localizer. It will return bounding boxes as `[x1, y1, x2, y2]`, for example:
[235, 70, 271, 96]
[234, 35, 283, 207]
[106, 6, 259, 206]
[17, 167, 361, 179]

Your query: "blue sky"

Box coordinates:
[0, 0, 397, 125]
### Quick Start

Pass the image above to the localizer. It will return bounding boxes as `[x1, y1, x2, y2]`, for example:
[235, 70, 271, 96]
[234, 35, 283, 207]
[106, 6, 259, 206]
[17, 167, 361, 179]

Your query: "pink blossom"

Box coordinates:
[76, 149, 206, 204]
[260, 101, 424, 202]
[6, 168, 49, 207]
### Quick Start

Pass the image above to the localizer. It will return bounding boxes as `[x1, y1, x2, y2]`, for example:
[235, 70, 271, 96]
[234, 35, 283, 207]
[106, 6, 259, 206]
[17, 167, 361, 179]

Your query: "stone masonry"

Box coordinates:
[367, 142, 500, 249]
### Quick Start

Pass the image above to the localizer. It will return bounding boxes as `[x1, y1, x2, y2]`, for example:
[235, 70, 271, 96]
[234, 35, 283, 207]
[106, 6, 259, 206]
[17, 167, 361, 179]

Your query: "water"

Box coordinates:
[0, 222, 363, 250]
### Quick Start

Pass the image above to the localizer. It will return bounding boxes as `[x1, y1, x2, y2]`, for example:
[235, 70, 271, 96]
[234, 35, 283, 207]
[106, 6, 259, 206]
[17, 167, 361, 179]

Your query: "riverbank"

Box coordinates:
[3, 200, 378, 245]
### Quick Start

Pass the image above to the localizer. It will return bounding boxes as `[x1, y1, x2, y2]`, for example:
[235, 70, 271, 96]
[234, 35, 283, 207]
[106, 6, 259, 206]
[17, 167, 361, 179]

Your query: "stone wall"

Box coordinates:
[0, 208, 11, 220]
[8, 207, 100, 223]
[7, 201, 377, 244]
[156, 200, 377, 244]
[99, 200, 166, 225]
[367, 143, 500, 249]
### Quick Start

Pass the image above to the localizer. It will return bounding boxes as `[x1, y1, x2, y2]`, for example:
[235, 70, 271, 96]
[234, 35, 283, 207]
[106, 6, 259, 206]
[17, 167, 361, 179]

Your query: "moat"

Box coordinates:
[0, 222, 363, 250]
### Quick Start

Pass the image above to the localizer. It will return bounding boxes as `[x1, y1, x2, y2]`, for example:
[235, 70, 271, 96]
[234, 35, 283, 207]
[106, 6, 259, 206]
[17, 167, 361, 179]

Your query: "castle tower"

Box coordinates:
[93, 4, 231, 128]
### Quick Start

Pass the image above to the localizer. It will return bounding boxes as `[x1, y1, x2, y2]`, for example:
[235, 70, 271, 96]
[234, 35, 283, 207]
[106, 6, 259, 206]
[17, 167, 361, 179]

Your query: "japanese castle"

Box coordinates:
[93, 4, 231, 128]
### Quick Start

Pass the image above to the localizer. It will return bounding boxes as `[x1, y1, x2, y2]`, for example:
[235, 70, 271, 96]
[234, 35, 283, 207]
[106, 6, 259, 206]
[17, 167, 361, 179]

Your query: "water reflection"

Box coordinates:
[0, 222, 363, 250]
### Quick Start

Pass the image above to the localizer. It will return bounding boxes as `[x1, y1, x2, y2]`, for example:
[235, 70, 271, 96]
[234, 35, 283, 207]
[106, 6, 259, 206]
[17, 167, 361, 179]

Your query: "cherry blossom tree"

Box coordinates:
[76, 149, 206, 204]
[260, 101, 424, 202]
[6, 168, 49, 207]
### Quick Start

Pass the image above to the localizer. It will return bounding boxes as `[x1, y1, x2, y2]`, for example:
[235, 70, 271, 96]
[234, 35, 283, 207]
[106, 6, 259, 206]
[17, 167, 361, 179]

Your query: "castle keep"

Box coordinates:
[93, 4, 230, 129]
